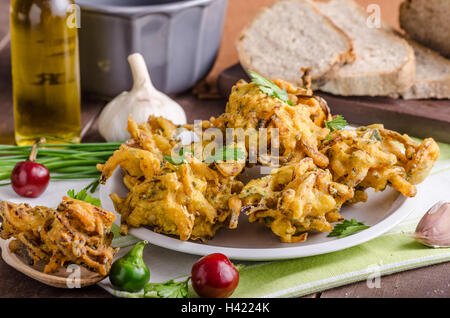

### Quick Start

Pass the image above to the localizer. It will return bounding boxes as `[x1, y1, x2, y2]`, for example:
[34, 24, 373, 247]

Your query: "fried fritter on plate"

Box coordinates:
[0, 198, 118, 276]
[240, 158, 353, 243]
[98, 116, 181, 186]
[100, 116, 246, 242]
[321, 124, 440, 201]
[99, 73, 440, 244]
[211, 79, 331, 168]
[111, 157, 243, 242]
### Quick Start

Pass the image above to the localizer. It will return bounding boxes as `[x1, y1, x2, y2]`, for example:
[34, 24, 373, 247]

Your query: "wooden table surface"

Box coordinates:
[0, 1, 449, 298]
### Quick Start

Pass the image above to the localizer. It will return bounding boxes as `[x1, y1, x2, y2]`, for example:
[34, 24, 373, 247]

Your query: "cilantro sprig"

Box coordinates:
[324, 115, 348, 139]
[328, 219, 370, 238]
[165, 146, 245, 165]
[144, 278, 190, 298]
[325, 115, 348, 132]
[205, 146, 246, 163]
[249, 70, 295, 105]
[67, 189, 101, 207]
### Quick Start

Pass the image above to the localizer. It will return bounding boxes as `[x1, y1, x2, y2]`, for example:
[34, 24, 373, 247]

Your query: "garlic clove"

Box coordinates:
[98, 53, 187, 142]
[411, 201, 450, 248]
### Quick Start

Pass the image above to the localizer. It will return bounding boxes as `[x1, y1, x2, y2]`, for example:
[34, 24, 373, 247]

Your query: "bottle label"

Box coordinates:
[33, 73, 65, 85]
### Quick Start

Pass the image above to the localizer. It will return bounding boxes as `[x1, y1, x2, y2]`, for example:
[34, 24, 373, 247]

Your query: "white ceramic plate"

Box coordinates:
[100, 168, 417, 261]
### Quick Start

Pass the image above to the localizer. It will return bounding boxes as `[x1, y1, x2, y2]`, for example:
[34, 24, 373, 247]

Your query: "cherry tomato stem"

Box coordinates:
[10, 139, 50, 198]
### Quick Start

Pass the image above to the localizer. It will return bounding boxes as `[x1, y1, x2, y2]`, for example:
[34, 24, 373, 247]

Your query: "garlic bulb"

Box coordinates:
[411, 201, 450, 248]
[98, 53, 187, 142]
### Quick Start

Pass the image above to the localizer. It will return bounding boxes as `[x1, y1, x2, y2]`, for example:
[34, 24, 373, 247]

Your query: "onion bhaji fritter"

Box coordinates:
[321, 125, 440, 202]
[0, 198, 118, 276]
[100, 116, 245, 242]
[211, 79, 332, 168]
[111, 158, 243, 242]
[240, 158, 353, 243]
[99, 74, 440, 244]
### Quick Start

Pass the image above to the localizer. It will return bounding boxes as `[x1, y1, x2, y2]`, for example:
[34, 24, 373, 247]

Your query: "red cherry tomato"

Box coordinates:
[11, 161, 50, 198]
[191, 253, 239, 298]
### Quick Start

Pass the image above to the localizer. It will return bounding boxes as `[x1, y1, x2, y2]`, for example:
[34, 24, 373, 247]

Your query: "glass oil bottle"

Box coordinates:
[10, 0, 81, 145]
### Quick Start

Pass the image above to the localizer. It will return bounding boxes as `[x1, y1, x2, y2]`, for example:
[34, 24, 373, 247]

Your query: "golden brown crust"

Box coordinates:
[240, 158, 353, 243]
[99, 78, 439, 244]
[0, 199, 118, 276]
[103, 116, 246, 242]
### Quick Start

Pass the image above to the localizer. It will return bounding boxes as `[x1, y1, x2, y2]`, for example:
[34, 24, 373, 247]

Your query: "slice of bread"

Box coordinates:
[316, 0, 416, 96]
[400, 40, 450, 99]
[237, 0, 355, 87]
[400, 0, 450, 59]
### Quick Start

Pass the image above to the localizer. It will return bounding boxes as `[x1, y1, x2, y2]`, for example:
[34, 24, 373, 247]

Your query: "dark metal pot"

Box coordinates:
[77, 0, 229, 96]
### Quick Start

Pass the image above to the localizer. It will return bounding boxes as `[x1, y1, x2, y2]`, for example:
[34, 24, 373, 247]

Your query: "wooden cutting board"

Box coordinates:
[218, 64, 450, 144]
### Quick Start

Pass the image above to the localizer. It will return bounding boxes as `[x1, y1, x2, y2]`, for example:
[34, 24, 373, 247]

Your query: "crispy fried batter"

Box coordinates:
[102, 117, 246, 242]
[240, 158, 353, 243]
[210, 81, 331, 168]
[0, 199, 118, 276]
[97, 116, 180, 186]
[99, 76, 439, 244]
[111, 158, 243, 242]
[321, 125, 440, 200]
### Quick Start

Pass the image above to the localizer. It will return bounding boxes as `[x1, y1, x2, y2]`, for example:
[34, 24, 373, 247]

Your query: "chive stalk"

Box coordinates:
[0, 142, 120, 185]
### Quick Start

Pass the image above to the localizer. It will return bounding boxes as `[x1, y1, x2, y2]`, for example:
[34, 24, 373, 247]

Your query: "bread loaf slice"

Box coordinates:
[400, 0, 450, 59]
[400, 41, 450, 99]
[237, 0, 355, 87]
[316, 0, 416, 96]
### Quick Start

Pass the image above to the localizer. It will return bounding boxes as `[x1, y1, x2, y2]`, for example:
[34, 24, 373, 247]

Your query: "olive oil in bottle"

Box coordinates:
[10, 0, 81, 145]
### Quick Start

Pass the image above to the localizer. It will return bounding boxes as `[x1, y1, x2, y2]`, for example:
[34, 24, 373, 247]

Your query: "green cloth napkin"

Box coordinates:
[100, 142, 450, 298]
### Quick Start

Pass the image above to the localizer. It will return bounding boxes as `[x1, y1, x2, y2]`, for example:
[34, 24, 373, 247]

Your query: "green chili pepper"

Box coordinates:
[109, 241, 150, 292]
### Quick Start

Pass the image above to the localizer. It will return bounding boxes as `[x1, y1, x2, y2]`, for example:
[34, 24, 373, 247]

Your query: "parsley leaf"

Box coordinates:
[67, 189, 101, 207]
[324, 115, 348, 139]
[144, 278, 190, 298]
[325, 115, 348, 132]
[249, 70, 295, 105]
[165, 146, 245, 165]
[205, 146, 246, 163]
[328, 219, 370, 238]
[164, 148, 194, 165]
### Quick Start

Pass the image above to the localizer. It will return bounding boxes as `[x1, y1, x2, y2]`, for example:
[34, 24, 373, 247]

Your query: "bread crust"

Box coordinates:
[236, 0, 356, 86]
[401, 41, 450, 100]
[318, 0, 416, 96]
[400, 0, 450, 59]
[320, 36, 416, 96]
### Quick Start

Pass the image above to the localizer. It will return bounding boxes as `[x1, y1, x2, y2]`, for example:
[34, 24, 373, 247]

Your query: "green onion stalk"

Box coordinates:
[0, 142, 121, 192]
